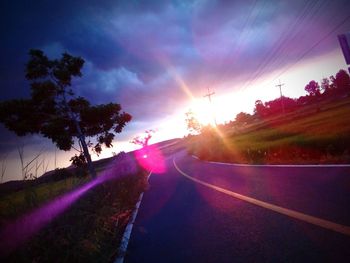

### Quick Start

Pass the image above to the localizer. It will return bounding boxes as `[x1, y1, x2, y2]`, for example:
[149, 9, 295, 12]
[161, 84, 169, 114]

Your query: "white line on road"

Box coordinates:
[114, 171, 152, 263]
[158, 140, 179, 150]
[191, 155, 350, 168]
[173, 158, 350, 236]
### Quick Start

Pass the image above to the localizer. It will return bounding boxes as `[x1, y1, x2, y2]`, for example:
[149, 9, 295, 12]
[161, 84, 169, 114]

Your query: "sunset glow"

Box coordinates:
[1, 1, 350, 261]
[1, 0, 350, 182]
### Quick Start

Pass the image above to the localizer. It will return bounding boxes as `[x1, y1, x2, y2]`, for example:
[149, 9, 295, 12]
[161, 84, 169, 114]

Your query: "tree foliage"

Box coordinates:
[320, 77, 331, 94]
[305, 80, 321, 96]
[334, 69, 350, 91]
[254, 100, 265, 117]
[0, 49, 132, 178]
[185, 110, 201, 134]
[253, 97, 297, 118]
[131, 130, 155, 148]
[235, 112, 252, 124]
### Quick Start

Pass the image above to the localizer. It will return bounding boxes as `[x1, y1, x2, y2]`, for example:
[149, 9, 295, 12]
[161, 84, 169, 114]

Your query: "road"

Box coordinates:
[124, 147, 350, 262]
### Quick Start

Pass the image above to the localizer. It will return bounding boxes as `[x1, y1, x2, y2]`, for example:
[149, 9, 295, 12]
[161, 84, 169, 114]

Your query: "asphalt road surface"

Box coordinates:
[124, 148, 350, 263]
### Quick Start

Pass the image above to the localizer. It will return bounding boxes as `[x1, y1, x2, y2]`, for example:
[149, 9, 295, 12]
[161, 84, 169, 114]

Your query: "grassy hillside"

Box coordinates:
[188, 97, 350, 164]
[0, 153, 148, 262]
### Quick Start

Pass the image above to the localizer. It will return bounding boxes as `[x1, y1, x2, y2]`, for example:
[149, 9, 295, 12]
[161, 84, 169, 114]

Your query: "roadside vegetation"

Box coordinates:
[187, 69, 350, 164]
[0, 50, 132, 179]
[0, 153, 148, 262]
[0, 49, 143, 261]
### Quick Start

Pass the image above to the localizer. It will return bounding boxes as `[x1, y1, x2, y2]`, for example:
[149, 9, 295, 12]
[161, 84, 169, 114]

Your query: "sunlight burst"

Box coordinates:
[191, 99, 216, 126]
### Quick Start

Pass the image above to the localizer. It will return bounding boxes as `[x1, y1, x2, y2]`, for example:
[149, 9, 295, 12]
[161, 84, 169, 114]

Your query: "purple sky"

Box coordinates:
[1, 0, 350, 181]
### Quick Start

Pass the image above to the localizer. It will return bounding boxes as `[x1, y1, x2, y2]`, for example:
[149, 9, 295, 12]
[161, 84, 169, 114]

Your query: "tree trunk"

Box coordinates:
[68, 115, 95, 179]
[78, 134, 97, 179]
[62, 95, 97, 179]
[73, 120, 96, 179]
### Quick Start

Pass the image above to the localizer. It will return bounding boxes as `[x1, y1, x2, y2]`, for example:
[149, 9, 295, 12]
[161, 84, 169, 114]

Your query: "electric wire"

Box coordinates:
[241, 0, 328, 91]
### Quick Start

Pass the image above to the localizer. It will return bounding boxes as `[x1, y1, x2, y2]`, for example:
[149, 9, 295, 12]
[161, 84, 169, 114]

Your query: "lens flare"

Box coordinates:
[0, 153, 138, 256]
[134, 145, 166, 173]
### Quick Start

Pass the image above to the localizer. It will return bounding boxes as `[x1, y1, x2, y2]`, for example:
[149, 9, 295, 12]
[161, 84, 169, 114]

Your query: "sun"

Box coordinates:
[191, 99, 217, 126]
[189, 91, 251, 126]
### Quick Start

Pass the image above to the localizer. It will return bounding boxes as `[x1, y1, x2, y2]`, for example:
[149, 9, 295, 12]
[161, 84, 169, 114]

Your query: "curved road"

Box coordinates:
[124, 148, 350, 262]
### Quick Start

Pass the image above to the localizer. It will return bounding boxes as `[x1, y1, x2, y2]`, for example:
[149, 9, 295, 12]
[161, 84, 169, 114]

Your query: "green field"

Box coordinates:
[0, 175, 89, 220]
[0, 156, 147, 262]
[188, 97, 350, 164]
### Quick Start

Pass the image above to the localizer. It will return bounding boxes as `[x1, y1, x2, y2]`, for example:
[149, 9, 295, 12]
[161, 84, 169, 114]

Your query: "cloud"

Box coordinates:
[1, 0, 350, 156]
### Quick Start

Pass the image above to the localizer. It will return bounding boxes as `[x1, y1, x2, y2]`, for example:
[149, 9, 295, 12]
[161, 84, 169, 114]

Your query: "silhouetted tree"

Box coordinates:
[334, 69, 350, 92]
[0, 49, 132, 178]
[320, 77, 331, 95]
[131, 130, 155, 148]
[264, 97, 296, 115]
[281, 97, 297, 112]
[330, 75, 337, 89]
[254, 100, 266, 117]
[235, 112, 252, 124]
[185, 110, 201, 134]
[305, 80, 321, 96]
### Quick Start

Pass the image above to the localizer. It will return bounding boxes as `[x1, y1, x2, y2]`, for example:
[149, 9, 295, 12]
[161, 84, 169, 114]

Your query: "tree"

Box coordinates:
[0, 49, 132, 179]
[334, 69, 350, 92]
[131, 130, 155, 148]
[185, 110, 201, 134]
[264, 96, 296, 115]
[320, 77, 331, 95]
[305, 80, 321, 96]
[235, 112, 252, 124]
[254, 100, 266, 117]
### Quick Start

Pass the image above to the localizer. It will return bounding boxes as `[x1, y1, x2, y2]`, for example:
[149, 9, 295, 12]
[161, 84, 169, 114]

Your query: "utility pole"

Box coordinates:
[203, 87, 217, 126]
[204, 87, 215, 103]
[276, 80, 285, 116]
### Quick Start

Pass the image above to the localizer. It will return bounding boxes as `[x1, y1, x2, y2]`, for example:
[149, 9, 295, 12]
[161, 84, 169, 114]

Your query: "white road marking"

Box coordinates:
[173, 158, 350, 236]
[191, 155, 350, 168]
[192, 155, 199, 160]
[158, 140, 179, 150]
[114, 171, 152, 263]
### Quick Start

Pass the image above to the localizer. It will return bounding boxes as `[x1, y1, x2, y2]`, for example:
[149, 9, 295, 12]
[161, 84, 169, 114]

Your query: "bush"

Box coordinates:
[52, 168, 75, 181]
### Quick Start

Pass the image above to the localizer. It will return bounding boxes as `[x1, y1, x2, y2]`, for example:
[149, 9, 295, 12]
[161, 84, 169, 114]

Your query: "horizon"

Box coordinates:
[1, 0, 350, 182]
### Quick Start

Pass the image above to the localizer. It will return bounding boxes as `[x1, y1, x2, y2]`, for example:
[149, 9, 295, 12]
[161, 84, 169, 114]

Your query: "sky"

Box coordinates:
[1, 0, 350, 182]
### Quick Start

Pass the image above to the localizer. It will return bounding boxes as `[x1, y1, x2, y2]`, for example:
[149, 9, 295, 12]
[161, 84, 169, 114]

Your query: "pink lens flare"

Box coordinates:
[0, 153, 138, 257]
[134, 145, 167, 173]
[0, 178, 98, 256]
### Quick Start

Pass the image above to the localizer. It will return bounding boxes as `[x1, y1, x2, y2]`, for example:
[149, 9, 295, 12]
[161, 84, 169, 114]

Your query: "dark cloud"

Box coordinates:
[1, 0, 350, 155]
[0, 124, 56, 154]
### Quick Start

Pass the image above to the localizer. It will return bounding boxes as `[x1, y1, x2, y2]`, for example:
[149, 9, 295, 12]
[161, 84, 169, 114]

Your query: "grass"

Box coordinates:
[0, 175, 89, 221]
[5, 174, 147, 263]
[188, 97, 350, 164]
[0, 153, 148, 262]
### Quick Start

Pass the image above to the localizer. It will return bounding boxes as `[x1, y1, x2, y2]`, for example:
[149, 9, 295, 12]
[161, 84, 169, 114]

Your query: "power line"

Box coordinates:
[237, 1, 350, 99]
[204, 0, 265, 90]
[197, 0, 349, 106]
[266, 0, 328, 79]
[273, 12, 350, 82]
[216, 0, 260, 82]
[242, 2, 315, 85]
[241, 0, 326, 91]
